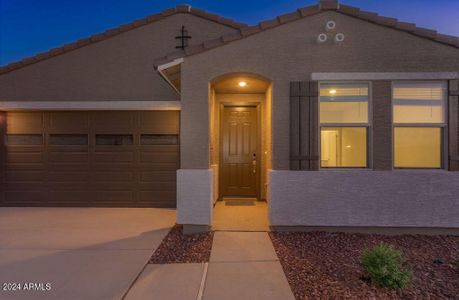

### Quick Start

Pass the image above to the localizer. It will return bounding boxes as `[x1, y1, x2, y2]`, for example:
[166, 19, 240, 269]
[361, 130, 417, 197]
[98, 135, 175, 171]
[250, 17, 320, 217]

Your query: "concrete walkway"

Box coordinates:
[0, 208, 175, 300]
[204, 231, 294, 300]
[125, 263, 206, 300]
[213, 200, 269, 231]
[126, 231, 295, 300]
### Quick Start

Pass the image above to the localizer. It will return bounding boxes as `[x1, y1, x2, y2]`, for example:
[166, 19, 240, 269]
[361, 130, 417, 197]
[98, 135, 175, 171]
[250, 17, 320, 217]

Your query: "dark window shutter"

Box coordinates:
[449, 79, 459, 171]
[372, 81, 393, 170]
[290, 82, 301, 170]
[289, 81, 319, 170]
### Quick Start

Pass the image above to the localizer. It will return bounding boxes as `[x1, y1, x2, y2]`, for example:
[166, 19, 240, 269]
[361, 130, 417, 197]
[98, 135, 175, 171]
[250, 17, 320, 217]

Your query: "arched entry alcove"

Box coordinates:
[209, 73, 272, 207]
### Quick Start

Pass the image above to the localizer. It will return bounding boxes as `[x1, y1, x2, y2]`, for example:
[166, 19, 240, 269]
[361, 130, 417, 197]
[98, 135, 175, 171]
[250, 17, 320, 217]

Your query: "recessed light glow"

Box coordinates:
[345, 145, 352, 148]
[238, 81, 247, 87]
[329, 89, 337, 94]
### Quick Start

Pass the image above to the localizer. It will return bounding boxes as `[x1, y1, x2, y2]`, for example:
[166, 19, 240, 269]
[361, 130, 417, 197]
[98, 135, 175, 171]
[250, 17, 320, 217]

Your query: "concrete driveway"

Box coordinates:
[0, 208, 175, 300]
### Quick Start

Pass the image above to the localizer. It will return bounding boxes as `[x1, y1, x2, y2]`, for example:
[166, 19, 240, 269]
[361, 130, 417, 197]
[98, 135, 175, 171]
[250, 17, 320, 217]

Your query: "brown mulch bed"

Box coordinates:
[150, 225, 214, 264]
[269, 231, 459, 300]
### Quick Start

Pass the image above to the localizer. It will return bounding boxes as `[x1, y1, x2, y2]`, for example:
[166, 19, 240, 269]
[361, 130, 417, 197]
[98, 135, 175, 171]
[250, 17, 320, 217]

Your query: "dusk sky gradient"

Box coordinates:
[1, 0, 458, 66]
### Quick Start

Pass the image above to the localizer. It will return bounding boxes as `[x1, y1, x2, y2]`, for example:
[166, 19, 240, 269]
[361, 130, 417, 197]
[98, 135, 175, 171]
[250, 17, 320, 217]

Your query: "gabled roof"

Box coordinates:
[0, 5, 247, 75]
[155, 0, 459, 68]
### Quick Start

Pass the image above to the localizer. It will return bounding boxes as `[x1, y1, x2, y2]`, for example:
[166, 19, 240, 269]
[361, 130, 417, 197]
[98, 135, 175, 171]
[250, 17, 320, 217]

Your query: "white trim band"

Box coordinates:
[311, 72, 459, 81]
[0, 101, 181, 111]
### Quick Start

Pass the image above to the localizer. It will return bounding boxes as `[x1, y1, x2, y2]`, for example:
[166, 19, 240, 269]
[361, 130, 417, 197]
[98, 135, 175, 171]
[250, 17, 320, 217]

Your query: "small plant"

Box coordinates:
[455, 260, 459, 269]
[361, 243, 411, 289]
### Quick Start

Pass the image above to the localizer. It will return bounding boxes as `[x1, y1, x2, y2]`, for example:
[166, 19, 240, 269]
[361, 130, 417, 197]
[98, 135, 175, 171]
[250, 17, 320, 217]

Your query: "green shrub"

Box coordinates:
[455, 260, 459, 269]
[361, 243, 411, 289]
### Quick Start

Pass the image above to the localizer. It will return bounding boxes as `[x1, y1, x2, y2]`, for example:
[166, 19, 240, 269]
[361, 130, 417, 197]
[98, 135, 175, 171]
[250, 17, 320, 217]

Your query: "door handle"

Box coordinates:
[252, 153, 257, 173]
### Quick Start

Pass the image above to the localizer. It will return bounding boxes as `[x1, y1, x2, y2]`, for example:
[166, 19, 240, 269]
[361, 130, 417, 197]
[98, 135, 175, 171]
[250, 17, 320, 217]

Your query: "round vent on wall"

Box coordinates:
[335, 33, 345, 43]
[317, 33, 328, 43]
[326, 20, 336, 31]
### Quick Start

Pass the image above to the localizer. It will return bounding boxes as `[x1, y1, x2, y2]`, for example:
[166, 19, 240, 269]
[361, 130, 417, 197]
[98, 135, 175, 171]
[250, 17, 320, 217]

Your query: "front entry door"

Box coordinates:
[220, 106, 259, 198]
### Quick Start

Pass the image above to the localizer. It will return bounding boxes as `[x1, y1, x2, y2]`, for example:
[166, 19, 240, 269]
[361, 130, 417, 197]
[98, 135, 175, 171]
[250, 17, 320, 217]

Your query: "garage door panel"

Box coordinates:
[93, 112, 136, 132]
[48, 152, 89, 163]
[47, 145, 89, 152]
[47, 183, 92, 190]
[48, 190, 91, 204]
[6, 182, 44, 189]
[139, 145, 179, 152]
[94, 172, 134, 181]
[5, 191, 47, 203]
[140, 111, 180, 134]
[48, 172, 89, 182]
[7, 152, 44, 163]
[93, 182, 137, 189]
[140, 152, 178, 163]
[140, 191, 176, 202]
[7, 112, 43, 134]
[3, 111, 179, 208]
[93, 191, 134, 202]
[5, 146, 45, 152]
[140, 163, 179, 171]
[137, 202, 175, 208]
[6, 171, 45, 182]
[47, 163, 90, 171]
[140, 171, 176, 182]
[94, 151, 134, 162]
[139, 181, 176, 190]
[6, 164, 45, 171]
[93, 164, 137, 172]
[48, 112, 90, 132]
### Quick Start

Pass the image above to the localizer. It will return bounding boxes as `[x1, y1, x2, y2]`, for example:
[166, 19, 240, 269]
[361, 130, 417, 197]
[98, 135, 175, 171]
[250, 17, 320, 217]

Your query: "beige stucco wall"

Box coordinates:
[180, 11, 459, 170]
[269, 170, 459, 229]
[0, 14, 238, 102]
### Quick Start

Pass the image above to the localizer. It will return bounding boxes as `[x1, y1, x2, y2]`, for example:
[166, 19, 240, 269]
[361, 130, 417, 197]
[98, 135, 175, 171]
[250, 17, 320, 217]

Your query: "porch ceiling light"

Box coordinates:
[238, 81, 247, 87]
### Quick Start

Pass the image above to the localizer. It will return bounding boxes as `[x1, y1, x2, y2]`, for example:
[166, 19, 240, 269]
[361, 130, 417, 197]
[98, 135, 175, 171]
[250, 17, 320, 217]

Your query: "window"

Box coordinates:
[319, 82, 370, 168]
[49, 134, 88, 145]
[6, 134, 43, 145]
[96, 134, 133, 146]
[393, 82, 446, 169]
[140, 134, 179, 145]
[320, 82, 369, 123]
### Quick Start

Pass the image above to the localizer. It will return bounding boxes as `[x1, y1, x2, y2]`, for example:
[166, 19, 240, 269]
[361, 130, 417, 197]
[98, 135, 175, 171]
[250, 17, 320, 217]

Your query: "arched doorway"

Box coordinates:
[209, 73, 272, 205]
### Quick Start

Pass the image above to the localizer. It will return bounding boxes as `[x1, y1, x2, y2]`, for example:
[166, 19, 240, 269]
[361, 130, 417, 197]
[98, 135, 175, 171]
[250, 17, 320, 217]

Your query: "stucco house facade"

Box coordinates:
[1, 0, 458, 234]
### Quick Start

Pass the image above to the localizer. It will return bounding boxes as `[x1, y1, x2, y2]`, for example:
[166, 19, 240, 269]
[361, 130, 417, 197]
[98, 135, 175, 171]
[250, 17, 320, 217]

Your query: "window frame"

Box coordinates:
[95, 134, 134, 146]
[140, 134, 180, 145]
[318, 81, 373, 170]
[48, 134, 89, 146]
[5, 134, 44, 146]
[391, 80, 448, 170]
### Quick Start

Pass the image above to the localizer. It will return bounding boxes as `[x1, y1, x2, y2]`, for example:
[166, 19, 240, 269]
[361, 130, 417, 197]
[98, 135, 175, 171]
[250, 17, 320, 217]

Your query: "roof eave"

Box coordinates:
[157, 58, 184, 94]
[0, 5, 247, 75]
[155, 1, 459, 66]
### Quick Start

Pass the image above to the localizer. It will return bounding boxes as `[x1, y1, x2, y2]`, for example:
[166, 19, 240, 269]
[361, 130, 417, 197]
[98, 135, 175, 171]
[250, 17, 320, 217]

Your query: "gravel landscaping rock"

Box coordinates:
[150, 225, 214, 264]
[269, 231, 459, 299]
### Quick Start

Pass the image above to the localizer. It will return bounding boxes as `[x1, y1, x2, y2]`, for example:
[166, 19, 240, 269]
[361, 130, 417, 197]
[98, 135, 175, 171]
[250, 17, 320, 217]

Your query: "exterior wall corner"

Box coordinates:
[177, 168, 213, 226]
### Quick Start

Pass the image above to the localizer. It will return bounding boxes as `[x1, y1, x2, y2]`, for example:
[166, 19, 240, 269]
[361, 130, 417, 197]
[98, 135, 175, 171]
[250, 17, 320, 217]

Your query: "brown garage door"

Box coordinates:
[0, 111, 179, 207]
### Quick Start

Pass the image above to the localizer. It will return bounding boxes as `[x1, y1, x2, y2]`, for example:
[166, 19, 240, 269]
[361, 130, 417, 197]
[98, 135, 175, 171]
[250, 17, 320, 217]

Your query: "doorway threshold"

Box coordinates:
[224, 198, 257, 206]
[213, 199, 269, 232]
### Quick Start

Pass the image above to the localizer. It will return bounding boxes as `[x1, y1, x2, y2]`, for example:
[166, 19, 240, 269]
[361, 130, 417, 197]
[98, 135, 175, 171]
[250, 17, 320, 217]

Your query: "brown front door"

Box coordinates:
[220, 106, 259, 198]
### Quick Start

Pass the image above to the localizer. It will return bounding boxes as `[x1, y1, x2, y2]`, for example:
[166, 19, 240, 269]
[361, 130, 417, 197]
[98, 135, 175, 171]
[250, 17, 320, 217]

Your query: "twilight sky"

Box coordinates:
[1, 0, 458, 66]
